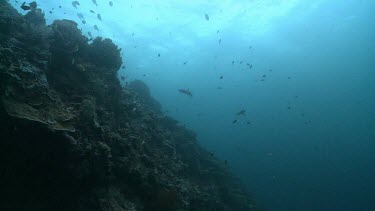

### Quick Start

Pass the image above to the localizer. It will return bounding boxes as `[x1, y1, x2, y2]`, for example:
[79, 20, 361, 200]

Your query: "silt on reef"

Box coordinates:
[0, 1, 260, 210]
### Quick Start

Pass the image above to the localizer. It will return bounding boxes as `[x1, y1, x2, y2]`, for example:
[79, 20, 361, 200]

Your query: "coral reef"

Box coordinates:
[0, 1, 259, 211]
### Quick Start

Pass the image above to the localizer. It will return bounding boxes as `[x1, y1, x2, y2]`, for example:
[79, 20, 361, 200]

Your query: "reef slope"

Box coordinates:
[0, 2, 258, 211]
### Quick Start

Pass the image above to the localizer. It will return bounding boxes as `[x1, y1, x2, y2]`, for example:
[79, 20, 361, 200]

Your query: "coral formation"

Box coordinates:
[0, 1, 259, 211]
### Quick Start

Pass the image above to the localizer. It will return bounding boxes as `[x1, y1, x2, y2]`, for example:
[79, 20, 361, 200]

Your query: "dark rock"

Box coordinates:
[89, 37, 122, 70]
[126, 80, 162, 114]
[0, 1, 260, 211]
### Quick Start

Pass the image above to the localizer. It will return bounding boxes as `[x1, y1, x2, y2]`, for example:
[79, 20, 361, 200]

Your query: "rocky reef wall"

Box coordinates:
[0, 1, 259, 210]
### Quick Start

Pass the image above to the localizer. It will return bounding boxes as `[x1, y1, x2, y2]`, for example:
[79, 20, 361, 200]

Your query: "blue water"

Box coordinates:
[12, 0, 375, 210]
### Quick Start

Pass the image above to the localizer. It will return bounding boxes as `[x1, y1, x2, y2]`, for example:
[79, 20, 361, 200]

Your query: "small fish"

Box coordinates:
[121, 76, 125, 81]
[59, 5, 62, 8]
[121, 66, 125, 69]
[219, 39, 221, 44]
[205, 13, 209, 21]
[269, 69, 273, 72]
[217, 86, 223, 90]
[217, 30, 220, 33]
[246, 121, 251, 125]
[210, 152, 214, 157]
[249, 65, 253, 69]
[288, 76, 291, 79]
[262, 74, 266, 78]
[232, 61, 235, 65]
[92, 0, 98, 6]
[236, 110, 246, 116]
[88, 31, 92, 37]
[240, 61, 243, 64]
[224, 160, 228, 165]
[287, 106, 291, 110]
[77, 13, 84, 19]
[90, 10, 95, 13]
[72, 1, 80, 9]
[82, 20, 86, 24]
[158, 53, 160, 57]
[94, 25, 99, 31]
[178, 89, 193, 97]
[109, 1, 113, 7]
[21, 2, 31, 10]
[49, 11, 52, 14]
[97, 14, 102, 21]
[219, 75, 223, 79]
[232, 120, 237, 124]
[132, 33, 134, 36]
[183, 61, 188, 65]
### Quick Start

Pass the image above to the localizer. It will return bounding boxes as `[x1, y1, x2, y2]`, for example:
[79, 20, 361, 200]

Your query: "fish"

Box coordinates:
[246, 121, 251, 125]
[82, 20, 86, 24]
[77, 13, 84, 19]
[109, 1, 113, 7]
[21, 2, 31, 10]
[72, 1, 80, 9]
[217, 30, 220, 33]
[262, 74, 266, 78]
[178, 89, 193, 97]
[90, 10, 95, 13]
[132, 33, 134, 36]
[183, 61, 188, 65]
[94, 25, 99, 31]
[232, 120, 237, 124]
[232, 61, 235, 65]
[249, 65, 253, 69]
[92, 0, 98, 6]
[158, 53, 160, 57]
[88, 31, 92, 37]
[219, 39, 221, 44]
[219, 75, 223, 79]
[217, 86, 223, 90]
[97, 14, 102, 21]
[240, 61, 243, 64]
[236, 110, 246, 116]
[205, 13, 209, 21]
